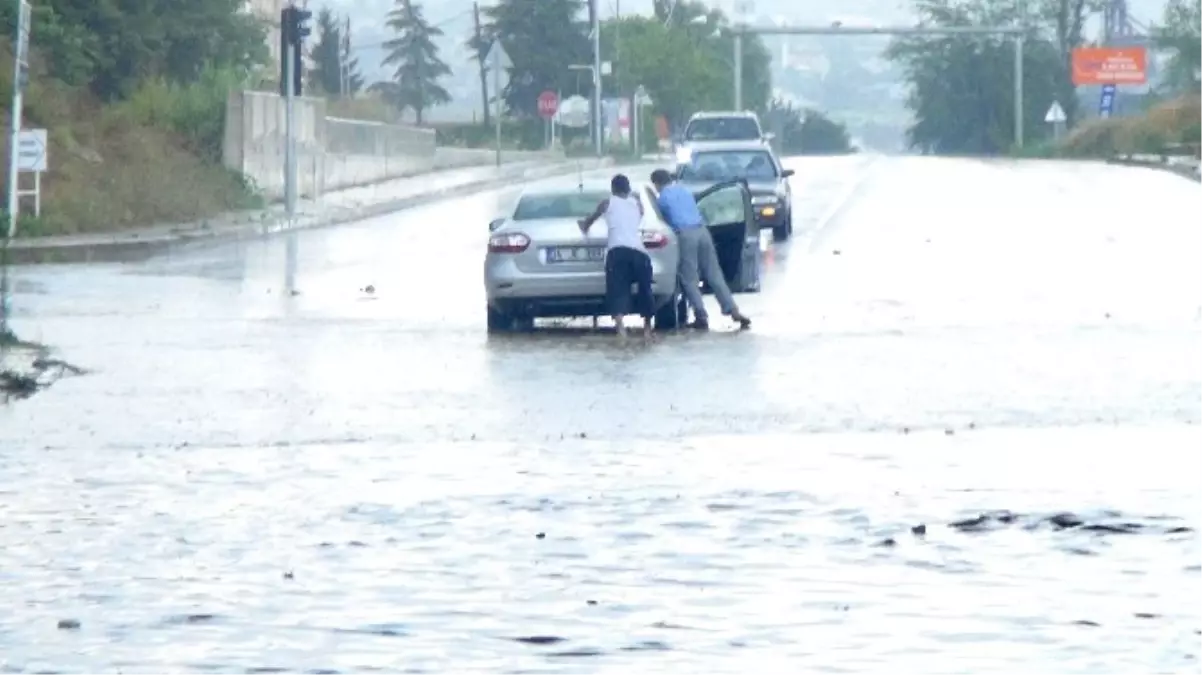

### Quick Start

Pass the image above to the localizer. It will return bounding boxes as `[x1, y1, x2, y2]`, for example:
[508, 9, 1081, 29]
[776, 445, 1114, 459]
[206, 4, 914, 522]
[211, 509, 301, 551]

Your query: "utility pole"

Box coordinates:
[2, 0, 32, 338]
[590, 0, 602, 155]
[472, 2, 491, 128]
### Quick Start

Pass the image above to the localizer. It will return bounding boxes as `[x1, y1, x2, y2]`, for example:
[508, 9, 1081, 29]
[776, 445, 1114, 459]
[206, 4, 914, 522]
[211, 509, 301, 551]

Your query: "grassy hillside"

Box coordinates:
[1, 45, 262, 238]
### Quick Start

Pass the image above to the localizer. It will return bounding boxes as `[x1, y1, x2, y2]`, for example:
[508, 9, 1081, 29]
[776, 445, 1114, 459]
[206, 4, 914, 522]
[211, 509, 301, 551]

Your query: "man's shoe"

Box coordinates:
[732, 312, 752, 329]
[687, 319, 710, 330]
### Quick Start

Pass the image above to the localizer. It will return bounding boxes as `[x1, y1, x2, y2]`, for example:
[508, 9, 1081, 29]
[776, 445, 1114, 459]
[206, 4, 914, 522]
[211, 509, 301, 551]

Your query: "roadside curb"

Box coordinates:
[6, 158, 616, 265]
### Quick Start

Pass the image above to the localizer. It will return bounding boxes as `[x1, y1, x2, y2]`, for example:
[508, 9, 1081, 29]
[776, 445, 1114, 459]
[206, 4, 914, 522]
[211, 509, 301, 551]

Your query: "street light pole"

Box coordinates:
[591, 0, 602, 156]
[733, 29, 743, 110]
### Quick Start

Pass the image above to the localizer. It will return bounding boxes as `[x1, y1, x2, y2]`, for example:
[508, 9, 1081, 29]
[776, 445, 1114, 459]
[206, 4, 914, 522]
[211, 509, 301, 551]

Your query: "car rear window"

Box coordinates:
[512, 191, 610, 220]
[678, 150, 778, 181]
[684, 117, 761, 141]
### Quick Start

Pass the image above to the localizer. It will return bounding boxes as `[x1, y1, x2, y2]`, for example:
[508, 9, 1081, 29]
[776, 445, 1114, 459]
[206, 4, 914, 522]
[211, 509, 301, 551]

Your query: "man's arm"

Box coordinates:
[578, 198, 609, 232]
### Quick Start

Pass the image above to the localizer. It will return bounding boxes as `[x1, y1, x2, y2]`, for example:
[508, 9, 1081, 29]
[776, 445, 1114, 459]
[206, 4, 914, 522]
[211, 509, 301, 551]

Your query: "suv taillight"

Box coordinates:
[488, 232, 530, 253]
[642, 230, 668, 249]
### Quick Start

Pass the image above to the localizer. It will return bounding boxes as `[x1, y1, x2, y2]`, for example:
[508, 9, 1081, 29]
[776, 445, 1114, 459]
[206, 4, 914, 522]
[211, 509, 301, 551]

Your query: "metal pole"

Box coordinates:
[1015, 35, 1024, 149]
[6, 1, 27, 238]
[592, 5, 603, 156]
[284, 42, 297, 218]
[3, 0, 30, 337]
[633, 99, 639, 156]
[733, 30, 743, 110]
[493, 60, 502, 167]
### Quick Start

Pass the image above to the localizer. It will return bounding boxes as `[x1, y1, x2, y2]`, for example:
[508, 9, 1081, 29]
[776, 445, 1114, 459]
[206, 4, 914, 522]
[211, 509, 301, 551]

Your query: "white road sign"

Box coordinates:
[17, 128, 47, 172]
[1045, 101, 1066, 124]
[485, 39, 512, 70]
[557, 95, 591, 128]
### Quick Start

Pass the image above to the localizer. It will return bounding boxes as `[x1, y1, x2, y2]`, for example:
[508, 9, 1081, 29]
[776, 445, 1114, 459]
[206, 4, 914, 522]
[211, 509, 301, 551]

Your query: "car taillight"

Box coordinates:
[642, 230, 668, 249]
[488, 232, 530, 253]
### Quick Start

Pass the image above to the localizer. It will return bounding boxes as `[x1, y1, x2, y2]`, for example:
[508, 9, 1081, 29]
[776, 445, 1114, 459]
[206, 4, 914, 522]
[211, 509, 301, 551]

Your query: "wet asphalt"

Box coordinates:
[1, 156, 1200, 673]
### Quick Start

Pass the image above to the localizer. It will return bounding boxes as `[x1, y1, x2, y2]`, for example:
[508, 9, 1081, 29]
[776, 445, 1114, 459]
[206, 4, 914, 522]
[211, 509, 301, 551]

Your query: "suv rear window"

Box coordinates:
[684, 117, 761, 141]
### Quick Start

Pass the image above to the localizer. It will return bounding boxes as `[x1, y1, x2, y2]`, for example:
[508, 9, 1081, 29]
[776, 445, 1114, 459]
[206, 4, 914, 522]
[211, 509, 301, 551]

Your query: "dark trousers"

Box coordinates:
[605, 245, 654, 318]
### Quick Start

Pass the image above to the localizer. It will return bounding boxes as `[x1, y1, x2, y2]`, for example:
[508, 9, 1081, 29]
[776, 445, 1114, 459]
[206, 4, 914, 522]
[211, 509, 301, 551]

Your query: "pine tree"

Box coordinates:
[381, 0, 452, 124]
[310, 8, 365, 97]
[309, 8, 343, 96]
[483, 0, 589, 118]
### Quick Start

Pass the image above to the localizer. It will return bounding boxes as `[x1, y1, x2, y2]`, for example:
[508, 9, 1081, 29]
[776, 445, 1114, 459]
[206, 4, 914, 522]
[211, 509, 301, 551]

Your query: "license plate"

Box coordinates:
[547, 246, 605, 263]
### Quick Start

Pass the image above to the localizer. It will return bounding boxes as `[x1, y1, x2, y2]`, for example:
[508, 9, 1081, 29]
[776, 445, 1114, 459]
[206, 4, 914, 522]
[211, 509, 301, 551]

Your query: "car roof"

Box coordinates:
[681, 140, 776, 154]
[688, 110, 761, 121]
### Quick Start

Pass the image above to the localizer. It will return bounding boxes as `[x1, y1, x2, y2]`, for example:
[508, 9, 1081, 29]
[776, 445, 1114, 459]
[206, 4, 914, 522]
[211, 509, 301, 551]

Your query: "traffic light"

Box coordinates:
[279, 5, 313, 97]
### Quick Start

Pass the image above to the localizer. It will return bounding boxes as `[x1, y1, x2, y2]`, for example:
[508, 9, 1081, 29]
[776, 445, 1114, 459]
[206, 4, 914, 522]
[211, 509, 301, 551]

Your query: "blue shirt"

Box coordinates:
[656, 183, 705, 232]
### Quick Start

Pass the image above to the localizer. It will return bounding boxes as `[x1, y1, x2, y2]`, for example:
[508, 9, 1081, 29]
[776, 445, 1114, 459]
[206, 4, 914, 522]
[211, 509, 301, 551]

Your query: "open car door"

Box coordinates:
[694, 178, 761, 293]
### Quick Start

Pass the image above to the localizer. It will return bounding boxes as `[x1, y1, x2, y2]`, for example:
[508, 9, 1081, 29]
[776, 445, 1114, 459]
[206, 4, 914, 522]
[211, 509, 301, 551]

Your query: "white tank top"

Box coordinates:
[603, 195, 645, 253]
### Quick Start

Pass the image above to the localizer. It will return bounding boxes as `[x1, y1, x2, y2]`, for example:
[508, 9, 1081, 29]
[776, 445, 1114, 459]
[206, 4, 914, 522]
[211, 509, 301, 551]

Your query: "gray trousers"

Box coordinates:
[677, 226, 738, 321]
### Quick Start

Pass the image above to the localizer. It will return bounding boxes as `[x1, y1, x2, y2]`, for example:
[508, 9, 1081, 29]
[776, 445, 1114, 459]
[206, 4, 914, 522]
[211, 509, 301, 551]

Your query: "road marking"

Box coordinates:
[797, 155, 884, 254]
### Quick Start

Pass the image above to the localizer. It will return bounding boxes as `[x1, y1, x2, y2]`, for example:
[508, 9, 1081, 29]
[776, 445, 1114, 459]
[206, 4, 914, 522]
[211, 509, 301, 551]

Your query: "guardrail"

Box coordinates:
[1107, 143, 1201, 181]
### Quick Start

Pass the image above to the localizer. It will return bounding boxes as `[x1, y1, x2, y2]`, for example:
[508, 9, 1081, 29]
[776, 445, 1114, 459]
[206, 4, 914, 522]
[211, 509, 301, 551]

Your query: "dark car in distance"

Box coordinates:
[674, 140, 795, 242]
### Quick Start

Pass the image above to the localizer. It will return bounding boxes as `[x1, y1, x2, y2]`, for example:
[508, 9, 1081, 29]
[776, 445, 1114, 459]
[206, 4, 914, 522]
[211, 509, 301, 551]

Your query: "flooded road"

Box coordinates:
[2, 156, 1200, 673]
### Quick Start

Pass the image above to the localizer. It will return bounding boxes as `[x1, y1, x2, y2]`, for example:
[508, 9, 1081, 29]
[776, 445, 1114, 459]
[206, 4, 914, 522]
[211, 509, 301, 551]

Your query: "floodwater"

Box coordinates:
[2, 156, 1199, 673]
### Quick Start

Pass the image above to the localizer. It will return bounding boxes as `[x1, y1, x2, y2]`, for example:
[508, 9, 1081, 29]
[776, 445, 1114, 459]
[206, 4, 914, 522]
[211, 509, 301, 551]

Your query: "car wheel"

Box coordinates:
[786, 210, 794, 235]
[773, 219, 791, 242]
[487, 304, 513, 333]
[654, 289, 683, 331]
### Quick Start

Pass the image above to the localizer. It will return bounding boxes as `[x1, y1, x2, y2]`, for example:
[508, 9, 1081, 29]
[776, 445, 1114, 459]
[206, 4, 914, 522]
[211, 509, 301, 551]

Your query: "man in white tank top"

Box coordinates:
[578, 174, 654, 338]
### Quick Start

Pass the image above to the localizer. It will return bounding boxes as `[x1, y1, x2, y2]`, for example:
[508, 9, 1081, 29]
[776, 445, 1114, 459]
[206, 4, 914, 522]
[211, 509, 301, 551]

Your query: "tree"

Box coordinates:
[309, 8, 343, 96]
[764, 98, 855, 155]
[599, 10, 773, 131]
[1154, 0, 1201, 94]
[0, 0, 267, 101]
[886, 0, 1068, 154]
[483, 0, 589, 118]
[381, 0, 451, 124]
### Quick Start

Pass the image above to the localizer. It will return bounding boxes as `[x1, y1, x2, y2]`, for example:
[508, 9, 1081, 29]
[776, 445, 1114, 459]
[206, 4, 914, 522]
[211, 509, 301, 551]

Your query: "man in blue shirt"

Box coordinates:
[651, 169, 751, 330]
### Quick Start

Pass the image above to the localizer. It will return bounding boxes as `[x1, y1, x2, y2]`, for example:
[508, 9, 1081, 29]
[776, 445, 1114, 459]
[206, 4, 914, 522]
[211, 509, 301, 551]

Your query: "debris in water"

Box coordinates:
[57, 619, 81, 630]
[536, 532, 546, 539]
[911, 524, 927, 536]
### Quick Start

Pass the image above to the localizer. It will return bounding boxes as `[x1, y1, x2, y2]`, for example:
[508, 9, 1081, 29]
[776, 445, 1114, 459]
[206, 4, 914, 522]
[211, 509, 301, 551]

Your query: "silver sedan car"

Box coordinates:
[483, 177, 759, 332]
[483, 179, 681, 332]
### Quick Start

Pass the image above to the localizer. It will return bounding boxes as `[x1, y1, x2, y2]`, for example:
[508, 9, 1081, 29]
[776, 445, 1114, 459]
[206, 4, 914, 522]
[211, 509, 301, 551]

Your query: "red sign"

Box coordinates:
[654, 116, 669, 140]
[1071, 46, 1147, 85]
[537, 91, 559, 120]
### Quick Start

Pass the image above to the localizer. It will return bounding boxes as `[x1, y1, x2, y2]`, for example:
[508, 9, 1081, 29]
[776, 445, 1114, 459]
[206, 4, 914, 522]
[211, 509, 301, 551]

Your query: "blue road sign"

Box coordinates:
[1099, 84, 1117, 118]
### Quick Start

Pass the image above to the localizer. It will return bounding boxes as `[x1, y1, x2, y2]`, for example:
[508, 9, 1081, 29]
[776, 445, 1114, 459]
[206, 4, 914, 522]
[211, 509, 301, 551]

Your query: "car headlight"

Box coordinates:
[674, 147, 692, 163]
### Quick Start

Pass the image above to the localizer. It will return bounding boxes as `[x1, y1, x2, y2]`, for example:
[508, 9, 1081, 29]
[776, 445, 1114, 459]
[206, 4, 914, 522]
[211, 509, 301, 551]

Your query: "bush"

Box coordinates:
[111, 66, 250, 163]
[1058, 95, 1201, 157]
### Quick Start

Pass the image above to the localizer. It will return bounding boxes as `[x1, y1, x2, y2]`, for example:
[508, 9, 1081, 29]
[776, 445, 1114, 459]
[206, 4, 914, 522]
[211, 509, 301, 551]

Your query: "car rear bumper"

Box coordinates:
[484, 257, 678, 318]
[489, 293, 677, 318]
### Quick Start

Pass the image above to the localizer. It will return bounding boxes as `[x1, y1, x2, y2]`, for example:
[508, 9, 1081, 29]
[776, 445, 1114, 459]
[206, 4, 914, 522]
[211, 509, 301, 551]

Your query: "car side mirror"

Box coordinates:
[781, 169, 795, 178]
[488, 218, 505, 232]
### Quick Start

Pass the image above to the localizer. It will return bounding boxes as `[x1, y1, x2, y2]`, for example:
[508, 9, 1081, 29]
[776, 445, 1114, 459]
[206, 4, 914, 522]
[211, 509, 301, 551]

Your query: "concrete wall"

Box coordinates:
[223, 90, 563, 201]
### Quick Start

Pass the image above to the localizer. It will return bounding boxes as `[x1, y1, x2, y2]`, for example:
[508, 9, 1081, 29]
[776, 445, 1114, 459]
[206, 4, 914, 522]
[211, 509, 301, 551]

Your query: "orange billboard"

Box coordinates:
[1071, 46, 1147, 85]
